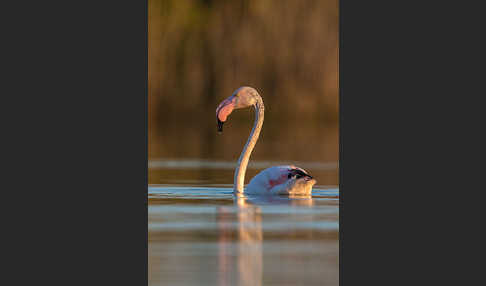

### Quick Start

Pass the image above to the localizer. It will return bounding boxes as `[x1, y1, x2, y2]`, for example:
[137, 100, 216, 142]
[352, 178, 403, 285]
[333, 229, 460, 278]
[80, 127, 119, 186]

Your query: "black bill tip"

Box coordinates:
[217, 119, 224, 133]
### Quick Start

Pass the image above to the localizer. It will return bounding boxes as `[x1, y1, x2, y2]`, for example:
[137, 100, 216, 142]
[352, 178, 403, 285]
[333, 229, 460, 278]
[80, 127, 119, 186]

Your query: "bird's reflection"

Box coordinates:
[217, 193, 314, 286]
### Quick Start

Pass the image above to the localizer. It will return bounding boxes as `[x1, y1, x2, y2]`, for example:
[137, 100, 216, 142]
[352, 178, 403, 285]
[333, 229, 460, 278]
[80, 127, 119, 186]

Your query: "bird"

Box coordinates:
[216, 86, 316, 195]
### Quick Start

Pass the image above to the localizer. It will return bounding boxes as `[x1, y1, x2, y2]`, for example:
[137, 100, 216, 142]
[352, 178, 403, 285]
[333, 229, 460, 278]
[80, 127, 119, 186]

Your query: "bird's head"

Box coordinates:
[215, 86, 260, 133]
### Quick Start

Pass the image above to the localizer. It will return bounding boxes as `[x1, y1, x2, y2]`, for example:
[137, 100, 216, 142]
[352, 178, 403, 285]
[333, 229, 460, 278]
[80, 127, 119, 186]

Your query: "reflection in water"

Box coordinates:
[217, 195, 263, 286]
[217, 194, 314, 286]
[148, 186, 338, 285]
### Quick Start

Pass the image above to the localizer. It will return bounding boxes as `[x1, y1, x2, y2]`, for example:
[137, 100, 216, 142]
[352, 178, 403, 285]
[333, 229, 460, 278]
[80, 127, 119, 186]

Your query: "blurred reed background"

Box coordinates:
[149, 0, 339, 185]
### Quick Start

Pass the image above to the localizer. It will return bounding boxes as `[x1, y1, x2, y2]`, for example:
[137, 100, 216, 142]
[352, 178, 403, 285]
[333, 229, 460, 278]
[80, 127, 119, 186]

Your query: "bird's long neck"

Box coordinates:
[234, 96, 264, 193]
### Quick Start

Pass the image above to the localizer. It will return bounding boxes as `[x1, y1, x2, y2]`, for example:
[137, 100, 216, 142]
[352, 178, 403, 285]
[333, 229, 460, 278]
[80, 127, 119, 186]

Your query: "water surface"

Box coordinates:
[149, 161, 339, 285]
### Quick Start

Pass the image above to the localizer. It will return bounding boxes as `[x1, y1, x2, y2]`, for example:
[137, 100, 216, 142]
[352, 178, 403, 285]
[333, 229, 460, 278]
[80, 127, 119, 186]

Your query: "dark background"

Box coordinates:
[149, 0, 339, 185]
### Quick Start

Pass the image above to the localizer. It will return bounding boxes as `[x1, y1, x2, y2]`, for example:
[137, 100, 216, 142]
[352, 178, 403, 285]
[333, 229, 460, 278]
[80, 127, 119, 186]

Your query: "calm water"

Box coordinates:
[148, 159, 339, 286]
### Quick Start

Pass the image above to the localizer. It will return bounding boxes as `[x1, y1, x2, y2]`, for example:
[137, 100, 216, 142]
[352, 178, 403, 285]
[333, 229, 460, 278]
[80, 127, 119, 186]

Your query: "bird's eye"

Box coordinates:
[288, 173, 292, 179]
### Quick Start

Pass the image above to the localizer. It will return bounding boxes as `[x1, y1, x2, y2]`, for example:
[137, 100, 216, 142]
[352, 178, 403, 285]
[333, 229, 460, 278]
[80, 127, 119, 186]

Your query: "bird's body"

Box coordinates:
[246, 165, 315, 195]
[216, 86, 316, 195]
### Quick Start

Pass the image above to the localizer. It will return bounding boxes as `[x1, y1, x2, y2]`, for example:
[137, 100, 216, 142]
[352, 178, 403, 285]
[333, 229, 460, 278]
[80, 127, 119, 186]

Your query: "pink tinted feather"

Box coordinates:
[262, 167, 291, 191]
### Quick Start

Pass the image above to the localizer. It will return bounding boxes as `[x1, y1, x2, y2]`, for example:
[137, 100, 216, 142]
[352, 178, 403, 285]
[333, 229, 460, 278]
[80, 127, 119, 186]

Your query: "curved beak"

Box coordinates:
[217, 119, 224, 133]
[215, 95, 236, 133]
